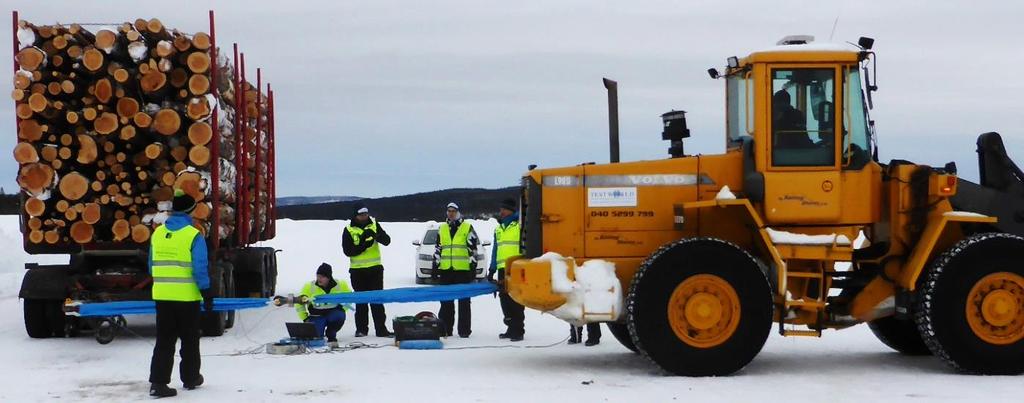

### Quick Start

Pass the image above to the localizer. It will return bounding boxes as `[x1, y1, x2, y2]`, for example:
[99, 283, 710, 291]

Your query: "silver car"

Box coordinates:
[413, 223, 489, 284]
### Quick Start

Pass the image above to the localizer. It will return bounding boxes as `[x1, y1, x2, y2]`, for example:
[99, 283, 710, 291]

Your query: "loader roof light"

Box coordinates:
[858, 37, 875, 50]
[727, 56, 739, 69]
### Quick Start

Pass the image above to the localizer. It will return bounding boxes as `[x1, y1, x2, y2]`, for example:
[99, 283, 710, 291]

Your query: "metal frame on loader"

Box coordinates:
[504, 36, 1024, 376]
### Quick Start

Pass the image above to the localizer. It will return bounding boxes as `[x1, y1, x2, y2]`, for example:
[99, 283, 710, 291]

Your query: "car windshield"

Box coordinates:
[423, 230, 439, 244]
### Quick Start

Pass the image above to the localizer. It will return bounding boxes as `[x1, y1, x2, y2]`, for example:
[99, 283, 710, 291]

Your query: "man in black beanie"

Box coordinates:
[148, 189, 210, 398]
[297, 263, 353, 348]
[341, 202, 393, 337]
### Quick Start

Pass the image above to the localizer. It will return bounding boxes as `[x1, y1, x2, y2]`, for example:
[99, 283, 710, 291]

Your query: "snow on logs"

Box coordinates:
[11, 17, 269, 245]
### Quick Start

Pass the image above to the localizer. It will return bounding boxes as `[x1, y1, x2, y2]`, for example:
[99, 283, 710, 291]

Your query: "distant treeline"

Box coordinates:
[1, 188, 521, 222]
[277, 187, 520, 222]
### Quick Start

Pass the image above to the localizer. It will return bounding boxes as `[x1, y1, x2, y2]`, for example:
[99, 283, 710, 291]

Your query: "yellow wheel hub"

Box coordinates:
[668, 274, 741, 348]
[966, 272, 1024, 345]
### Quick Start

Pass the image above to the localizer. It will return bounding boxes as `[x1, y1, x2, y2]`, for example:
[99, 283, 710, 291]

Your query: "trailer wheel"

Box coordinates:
[605, 323, 638, 353]
[266, 249, 278, 296]
[626, 238, 772, 376]
[96, 319, 116, 345]
[867, 316, 931, 355]
[915, 233, 1024, 375]
[223, 262, 236, 329]
[24, 299, 65, 338]
[201, 265, 227, 337]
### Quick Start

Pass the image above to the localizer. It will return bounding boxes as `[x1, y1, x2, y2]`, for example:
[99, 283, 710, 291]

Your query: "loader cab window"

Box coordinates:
[771, 69, 836, 167]
[843, 68, 872, 169]
[726, 73, 750, 145]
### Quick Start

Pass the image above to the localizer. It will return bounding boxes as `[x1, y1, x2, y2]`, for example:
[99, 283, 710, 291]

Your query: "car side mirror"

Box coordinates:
[412, 240, 421, 246]
[481, 241, 492, 246]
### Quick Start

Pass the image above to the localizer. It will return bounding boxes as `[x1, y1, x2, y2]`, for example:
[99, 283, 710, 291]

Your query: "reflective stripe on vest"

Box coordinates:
[495, 221, 521, 270]
[150, 224, 202, 302]
[439, 221, 472, 271]
[346, 221, 382, 269]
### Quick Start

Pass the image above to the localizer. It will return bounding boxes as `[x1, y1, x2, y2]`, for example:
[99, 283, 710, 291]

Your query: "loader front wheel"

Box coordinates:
[915, 233, 1024, 375]
[626, 238, 772, 376]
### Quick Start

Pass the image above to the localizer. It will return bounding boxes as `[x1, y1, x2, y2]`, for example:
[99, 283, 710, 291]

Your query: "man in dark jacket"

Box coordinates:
[342, 203, 393, 337]
[433, 202, 480, 337]
[148, 190, 210, 398]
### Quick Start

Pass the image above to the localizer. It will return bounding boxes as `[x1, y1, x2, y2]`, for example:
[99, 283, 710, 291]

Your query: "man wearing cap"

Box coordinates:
[342, 202, 393, 337]
[148, 190, 211, 398]
[488, 198, 524, 342]
[433, 202, 480, 338]
[297, 263, 353, 347]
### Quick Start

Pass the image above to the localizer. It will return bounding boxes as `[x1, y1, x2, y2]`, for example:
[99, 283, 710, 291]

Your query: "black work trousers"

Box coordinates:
[438, 269, 475, 337]
[149, 301, 202, 386]
[498, 270, 525, 337]
[349, 266, 388, 334]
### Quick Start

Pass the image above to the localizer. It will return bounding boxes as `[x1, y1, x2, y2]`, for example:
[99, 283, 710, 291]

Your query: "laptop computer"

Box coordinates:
[285, 322, 320, 340]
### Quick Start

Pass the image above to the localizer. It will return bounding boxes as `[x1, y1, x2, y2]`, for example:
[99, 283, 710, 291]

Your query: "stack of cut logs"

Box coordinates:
[12, 18, 265, 245]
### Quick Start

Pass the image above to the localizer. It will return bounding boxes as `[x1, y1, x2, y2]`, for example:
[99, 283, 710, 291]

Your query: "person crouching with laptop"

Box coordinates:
[297, 263, 353, 348]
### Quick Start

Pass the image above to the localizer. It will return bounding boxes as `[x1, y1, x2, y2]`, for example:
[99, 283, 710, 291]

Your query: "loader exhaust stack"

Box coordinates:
[603, 78, 620, 163]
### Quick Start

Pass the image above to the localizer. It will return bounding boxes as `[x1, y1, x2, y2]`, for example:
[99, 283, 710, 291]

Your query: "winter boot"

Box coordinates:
[568, 326, 582, 344]
[150, 383, 177, 398]
[183, 374, 204, 390]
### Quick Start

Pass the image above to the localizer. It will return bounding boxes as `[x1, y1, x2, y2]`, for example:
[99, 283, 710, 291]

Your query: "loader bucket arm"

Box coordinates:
[950, 132, 1024, 236]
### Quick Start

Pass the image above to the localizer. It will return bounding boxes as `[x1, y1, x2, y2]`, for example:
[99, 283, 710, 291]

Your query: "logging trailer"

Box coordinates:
[13, 11, 279, 342]
[506, 36, 1024, 376]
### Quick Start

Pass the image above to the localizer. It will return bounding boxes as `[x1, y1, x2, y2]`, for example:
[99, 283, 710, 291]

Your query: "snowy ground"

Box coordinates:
[0, 215, 1021, 402]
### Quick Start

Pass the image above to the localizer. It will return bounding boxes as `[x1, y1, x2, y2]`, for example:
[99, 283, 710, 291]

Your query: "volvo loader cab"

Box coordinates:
[506, 35, 1024, 376]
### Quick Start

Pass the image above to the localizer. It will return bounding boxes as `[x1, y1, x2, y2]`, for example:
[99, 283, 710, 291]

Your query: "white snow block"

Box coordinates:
[536, 253, 623, 326]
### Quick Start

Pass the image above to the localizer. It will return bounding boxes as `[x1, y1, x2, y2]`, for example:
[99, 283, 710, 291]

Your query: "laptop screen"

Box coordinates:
[285, 322, 320, 340]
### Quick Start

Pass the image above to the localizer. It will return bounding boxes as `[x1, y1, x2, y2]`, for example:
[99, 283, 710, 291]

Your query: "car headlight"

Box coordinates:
[418, 254, 433, 261]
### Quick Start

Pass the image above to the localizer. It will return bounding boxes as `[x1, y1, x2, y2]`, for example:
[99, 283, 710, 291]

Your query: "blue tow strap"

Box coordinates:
[76, 298, 269, 317]
[313, 283, 498, 305]
[72, 283, 499, 317]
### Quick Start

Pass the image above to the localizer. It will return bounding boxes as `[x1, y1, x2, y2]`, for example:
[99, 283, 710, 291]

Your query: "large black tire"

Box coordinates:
[201, 265, 227, 337]
[867, 316, 931, 355]
[606, 323, 638, 353]
[222, 262, 236, 330]
[626, 238, 773, 376]
[266, 249, 278, 296]
[914, 233, 1024, 375]
[24, 299, 64, 338]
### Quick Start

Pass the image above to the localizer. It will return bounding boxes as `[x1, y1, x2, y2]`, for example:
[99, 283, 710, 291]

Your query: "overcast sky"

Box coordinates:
[4, 1, 1023, 197]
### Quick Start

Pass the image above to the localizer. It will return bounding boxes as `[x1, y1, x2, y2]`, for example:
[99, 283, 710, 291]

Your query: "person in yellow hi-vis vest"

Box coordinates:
[487, 198, 524, 342]
[296, 263, 353, 348]
[148, 190, 211, 399]
[342, 203, 393, 337]
[432, 202, 480, 338]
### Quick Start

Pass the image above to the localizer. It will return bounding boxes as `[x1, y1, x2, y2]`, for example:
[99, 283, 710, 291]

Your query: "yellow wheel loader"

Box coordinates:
[505, 36, 1024, 376]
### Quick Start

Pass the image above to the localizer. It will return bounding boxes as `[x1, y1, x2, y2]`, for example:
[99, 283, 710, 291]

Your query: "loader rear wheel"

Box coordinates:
[605, 323, 638, 353]
[867, 316, 931, 355]
[915, 233, 1024, 375]
[626, 238, 772, 376]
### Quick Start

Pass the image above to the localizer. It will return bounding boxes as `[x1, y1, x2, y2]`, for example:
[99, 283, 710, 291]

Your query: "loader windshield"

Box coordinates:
[770, 69, 836, 167]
